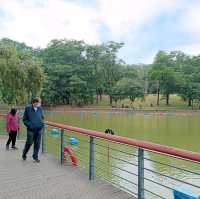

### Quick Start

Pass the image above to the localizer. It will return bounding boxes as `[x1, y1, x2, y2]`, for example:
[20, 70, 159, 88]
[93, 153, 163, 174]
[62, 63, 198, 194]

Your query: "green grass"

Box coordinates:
[0, 94, 194, 111]
[91, 94, 190, 110]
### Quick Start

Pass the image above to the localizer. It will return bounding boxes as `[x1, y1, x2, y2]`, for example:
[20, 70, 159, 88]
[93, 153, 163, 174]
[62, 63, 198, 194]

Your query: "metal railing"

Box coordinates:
[0, 114, 200, 199]
[44, 121, 200, 199]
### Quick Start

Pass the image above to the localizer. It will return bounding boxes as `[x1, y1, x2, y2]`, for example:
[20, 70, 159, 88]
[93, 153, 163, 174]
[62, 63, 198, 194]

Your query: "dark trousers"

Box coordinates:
[6, 131, 17, 147]
[23, 129, 42, 160]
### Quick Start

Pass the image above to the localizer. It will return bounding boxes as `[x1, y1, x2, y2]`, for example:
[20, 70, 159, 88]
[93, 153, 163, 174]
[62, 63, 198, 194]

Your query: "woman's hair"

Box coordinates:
[10, 108, 17, 116]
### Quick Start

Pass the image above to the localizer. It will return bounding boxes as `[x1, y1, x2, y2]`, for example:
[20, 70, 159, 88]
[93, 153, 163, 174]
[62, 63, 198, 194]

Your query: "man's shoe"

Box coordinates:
[6, 145, 9, 150]
[33, 159, 40, 163]
[12, 146, 18, 150]
[22, 155, 27, 161]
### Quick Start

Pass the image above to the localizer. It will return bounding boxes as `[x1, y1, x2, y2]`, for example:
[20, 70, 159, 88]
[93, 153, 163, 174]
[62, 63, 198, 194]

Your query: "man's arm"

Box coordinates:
[40, 107, 44, 120]
[23, 107, 31, 128]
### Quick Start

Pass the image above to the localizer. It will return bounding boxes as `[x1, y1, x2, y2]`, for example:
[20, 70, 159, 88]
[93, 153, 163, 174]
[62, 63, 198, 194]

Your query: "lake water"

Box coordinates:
[46, 111, 200, 198]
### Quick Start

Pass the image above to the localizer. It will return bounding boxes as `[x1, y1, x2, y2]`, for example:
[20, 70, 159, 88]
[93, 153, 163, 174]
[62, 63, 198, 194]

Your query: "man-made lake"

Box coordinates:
[46, 111, 200, 198]
[46, 111, 200, 152]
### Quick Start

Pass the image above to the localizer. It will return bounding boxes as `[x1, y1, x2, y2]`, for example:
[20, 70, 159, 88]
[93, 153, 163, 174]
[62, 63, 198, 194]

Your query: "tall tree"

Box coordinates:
[112, 78, 144, 105]
[41, 39, 86, 69]
[149, 51, 177, 106]
[0, 39, 43, 105]
[100, 41, 124, 105]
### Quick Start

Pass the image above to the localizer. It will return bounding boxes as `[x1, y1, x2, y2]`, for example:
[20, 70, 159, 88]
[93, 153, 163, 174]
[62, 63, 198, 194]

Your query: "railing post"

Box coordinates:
[17, 117, 22, 140]
[138, 148, 144, 199]
[41, 127, 45, 153]
[60, 129, 64, 164]
[89, 136, 94, 180]
[17, 129, 20, 140]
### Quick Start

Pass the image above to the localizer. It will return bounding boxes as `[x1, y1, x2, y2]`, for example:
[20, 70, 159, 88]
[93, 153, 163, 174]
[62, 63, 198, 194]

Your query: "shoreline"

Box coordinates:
[1, 105, 200, 114]
[45, 106, 200, 114]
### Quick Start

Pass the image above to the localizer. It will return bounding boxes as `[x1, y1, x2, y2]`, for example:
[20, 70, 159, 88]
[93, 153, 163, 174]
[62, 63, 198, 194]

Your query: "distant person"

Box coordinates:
[105, 128, 115, 135]
[6, 108, 19, 150]
[22, 98, 44, 163]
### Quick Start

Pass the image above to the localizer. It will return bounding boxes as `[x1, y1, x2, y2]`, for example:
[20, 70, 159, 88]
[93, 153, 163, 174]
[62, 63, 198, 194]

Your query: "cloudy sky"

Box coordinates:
[0, 0, 200, 64]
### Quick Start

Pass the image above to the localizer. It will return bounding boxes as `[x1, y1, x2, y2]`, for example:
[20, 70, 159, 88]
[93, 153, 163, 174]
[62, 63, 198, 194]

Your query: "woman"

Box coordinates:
[6, 108, 19, 150]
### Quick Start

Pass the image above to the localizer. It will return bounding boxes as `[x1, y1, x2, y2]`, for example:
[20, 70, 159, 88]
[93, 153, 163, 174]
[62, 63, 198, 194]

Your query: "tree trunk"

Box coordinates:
[96, 91, 99, 104]
[157, 89, 160, 106]
[166, 93, 169, 106]
[188, 99, 192, 107]
[100, 93, 102, 101]
[157, 81, 160, 106]
[99, 90, 102, 101]
[109, 95, 113, 106]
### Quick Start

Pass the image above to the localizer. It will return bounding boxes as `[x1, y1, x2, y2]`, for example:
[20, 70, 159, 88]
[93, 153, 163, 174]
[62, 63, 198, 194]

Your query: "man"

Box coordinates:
[22, 98, 44, 163]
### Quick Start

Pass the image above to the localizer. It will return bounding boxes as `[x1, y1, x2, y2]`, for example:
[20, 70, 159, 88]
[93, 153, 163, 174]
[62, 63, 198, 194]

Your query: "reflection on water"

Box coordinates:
[46, 111, 200, 198]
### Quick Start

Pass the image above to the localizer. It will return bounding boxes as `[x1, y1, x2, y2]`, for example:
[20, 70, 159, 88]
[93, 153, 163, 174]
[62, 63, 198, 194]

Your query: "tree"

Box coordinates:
[177, 55, 200, 107]
[100, 41, 124, 105]
[41, 39, 86, 69]
[0, 38, 44, 105]
[85, 44, 105, 103]
[149, 51, 177, 106]
[112, 78, 144, 105]
[41, 65, 72, 105]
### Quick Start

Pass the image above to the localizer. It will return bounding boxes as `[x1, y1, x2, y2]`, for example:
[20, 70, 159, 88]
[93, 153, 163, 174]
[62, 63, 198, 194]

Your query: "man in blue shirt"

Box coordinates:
[22, 98, 44, 163]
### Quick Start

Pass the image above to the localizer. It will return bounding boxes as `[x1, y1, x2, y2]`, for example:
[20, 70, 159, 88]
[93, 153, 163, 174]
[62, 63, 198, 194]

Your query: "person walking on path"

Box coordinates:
[6, 108, 19, 150]
[22, 98, 44, 163]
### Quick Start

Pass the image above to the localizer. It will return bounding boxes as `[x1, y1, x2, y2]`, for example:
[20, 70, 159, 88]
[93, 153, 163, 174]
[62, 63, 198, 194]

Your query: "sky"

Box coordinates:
[0, 0, 200, 64]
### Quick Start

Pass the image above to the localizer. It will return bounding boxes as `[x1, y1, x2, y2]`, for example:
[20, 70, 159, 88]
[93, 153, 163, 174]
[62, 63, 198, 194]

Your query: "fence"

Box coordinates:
[0, 114, 200, 198]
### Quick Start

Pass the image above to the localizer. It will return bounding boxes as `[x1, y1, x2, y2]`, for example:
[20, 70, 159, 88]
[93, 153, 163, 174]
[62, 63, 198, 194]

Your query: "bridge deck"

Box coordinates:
[0, 138, 134, 199]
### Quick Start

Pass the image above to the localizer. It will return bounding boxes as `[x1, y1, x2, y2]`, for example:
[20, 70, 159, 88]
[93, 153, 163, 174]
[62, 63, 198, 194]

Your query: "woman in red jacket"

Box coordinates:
[6, 108, 20, 150]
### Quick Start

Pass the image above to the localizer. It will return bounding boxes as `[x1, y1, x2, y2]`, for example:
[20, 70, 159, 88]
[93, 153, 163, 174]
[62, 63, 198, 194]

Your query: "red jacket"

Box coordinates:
[6, 113, 20, 132]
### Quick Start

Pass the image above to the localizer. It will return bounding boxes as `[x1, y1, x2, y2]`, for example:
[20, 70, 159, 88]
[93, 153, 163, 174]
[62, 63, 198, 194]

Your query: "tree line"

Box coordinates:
[0, 38, 200, 108]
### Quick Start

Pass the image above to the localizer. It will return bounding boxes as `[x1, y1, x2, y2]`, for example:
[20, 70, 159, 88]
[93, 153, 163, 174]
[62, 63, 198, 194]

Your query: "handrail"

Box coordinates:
[0, 114, 200, 163]
[45, 121, 200, 163]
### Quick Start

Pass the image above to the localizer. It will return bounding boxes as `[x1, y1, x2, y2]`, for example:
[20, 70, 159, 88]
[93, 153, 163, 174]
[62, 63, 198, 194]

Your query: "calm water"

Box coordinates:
[46, 111, 200, 198]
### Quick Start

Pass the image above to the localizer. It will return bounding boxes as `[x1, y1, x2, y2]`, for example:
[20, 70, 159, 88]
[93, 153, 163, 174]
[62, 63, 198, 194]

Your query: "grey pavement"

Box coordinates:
[0, 138, 134, 199]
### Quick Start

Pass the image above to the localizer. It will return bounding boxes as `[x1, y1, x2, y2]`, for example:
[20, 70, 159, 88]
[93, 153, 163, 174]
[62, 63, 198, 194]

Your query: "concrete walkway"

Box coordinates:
[0, 138, 134, 199]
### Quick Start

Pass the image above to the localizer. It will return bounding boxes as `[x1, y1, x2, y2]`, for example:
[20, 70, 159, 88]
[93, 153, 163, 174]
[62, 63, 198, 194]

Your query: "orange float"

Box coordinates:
[63, 146, 78, 166]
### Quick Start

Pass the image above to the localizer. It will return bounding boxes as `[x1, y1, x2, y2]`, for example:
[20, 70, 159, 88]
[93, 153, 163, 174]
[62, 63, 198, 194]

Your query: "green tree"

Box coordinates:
[85, 44, 105, 103]
[41, 39, 86, 69]
[100, 41, 124, 105]
[149, 51, 177, 106]
[0, 38, 43, 105]
[41, 65, 72, 105]
[112, 78, 144, 105]
[178, 55, 200, 107]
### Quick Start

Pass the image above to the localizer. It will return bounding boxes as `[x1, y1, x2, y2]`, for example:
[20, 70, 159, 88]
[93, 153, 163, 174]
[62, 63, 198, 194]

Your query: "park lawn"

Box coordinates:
[0, 94, 193, 113]
[92, 94, 189, 109]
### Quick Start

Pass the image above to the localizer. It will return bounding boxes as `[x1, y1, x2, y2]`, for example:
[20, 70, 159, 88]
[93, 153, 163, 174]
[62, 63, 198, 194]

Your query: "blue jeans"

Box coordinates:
[23, 129, 42, 159]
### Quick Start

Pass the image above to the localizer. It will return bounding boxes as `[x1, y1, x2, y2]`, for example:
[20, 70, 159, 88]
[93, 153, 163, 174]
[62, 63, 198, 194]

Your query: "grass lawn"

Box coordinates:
[0, 94, 196, 114]
[91, 94, 190, 110]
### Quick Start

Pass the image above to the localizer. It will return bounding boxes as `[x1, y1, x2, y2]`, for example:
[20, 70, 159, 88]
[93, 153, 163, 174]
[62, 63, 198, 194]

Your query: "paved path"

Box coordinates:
[0, 138, 134, 199]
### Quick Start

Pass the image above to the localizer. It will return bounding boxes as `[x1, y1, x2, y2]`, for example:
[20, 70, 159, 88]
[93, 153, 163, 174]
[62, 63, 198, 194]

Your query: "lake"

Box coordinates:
[45, 110, 200, 198]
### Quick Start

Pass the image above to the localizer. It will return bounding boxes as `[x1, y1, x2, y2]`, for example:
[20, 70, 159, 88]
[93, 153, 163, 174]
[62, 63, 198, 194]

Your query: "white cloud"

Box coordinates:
[0, 0, 101, 47]
[97, 0, 180, 40]
[174, 44, 200, 55]
[180, 2, 200, 36]
[0, 0, 182, 48]
[0, 0, 192, 63]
